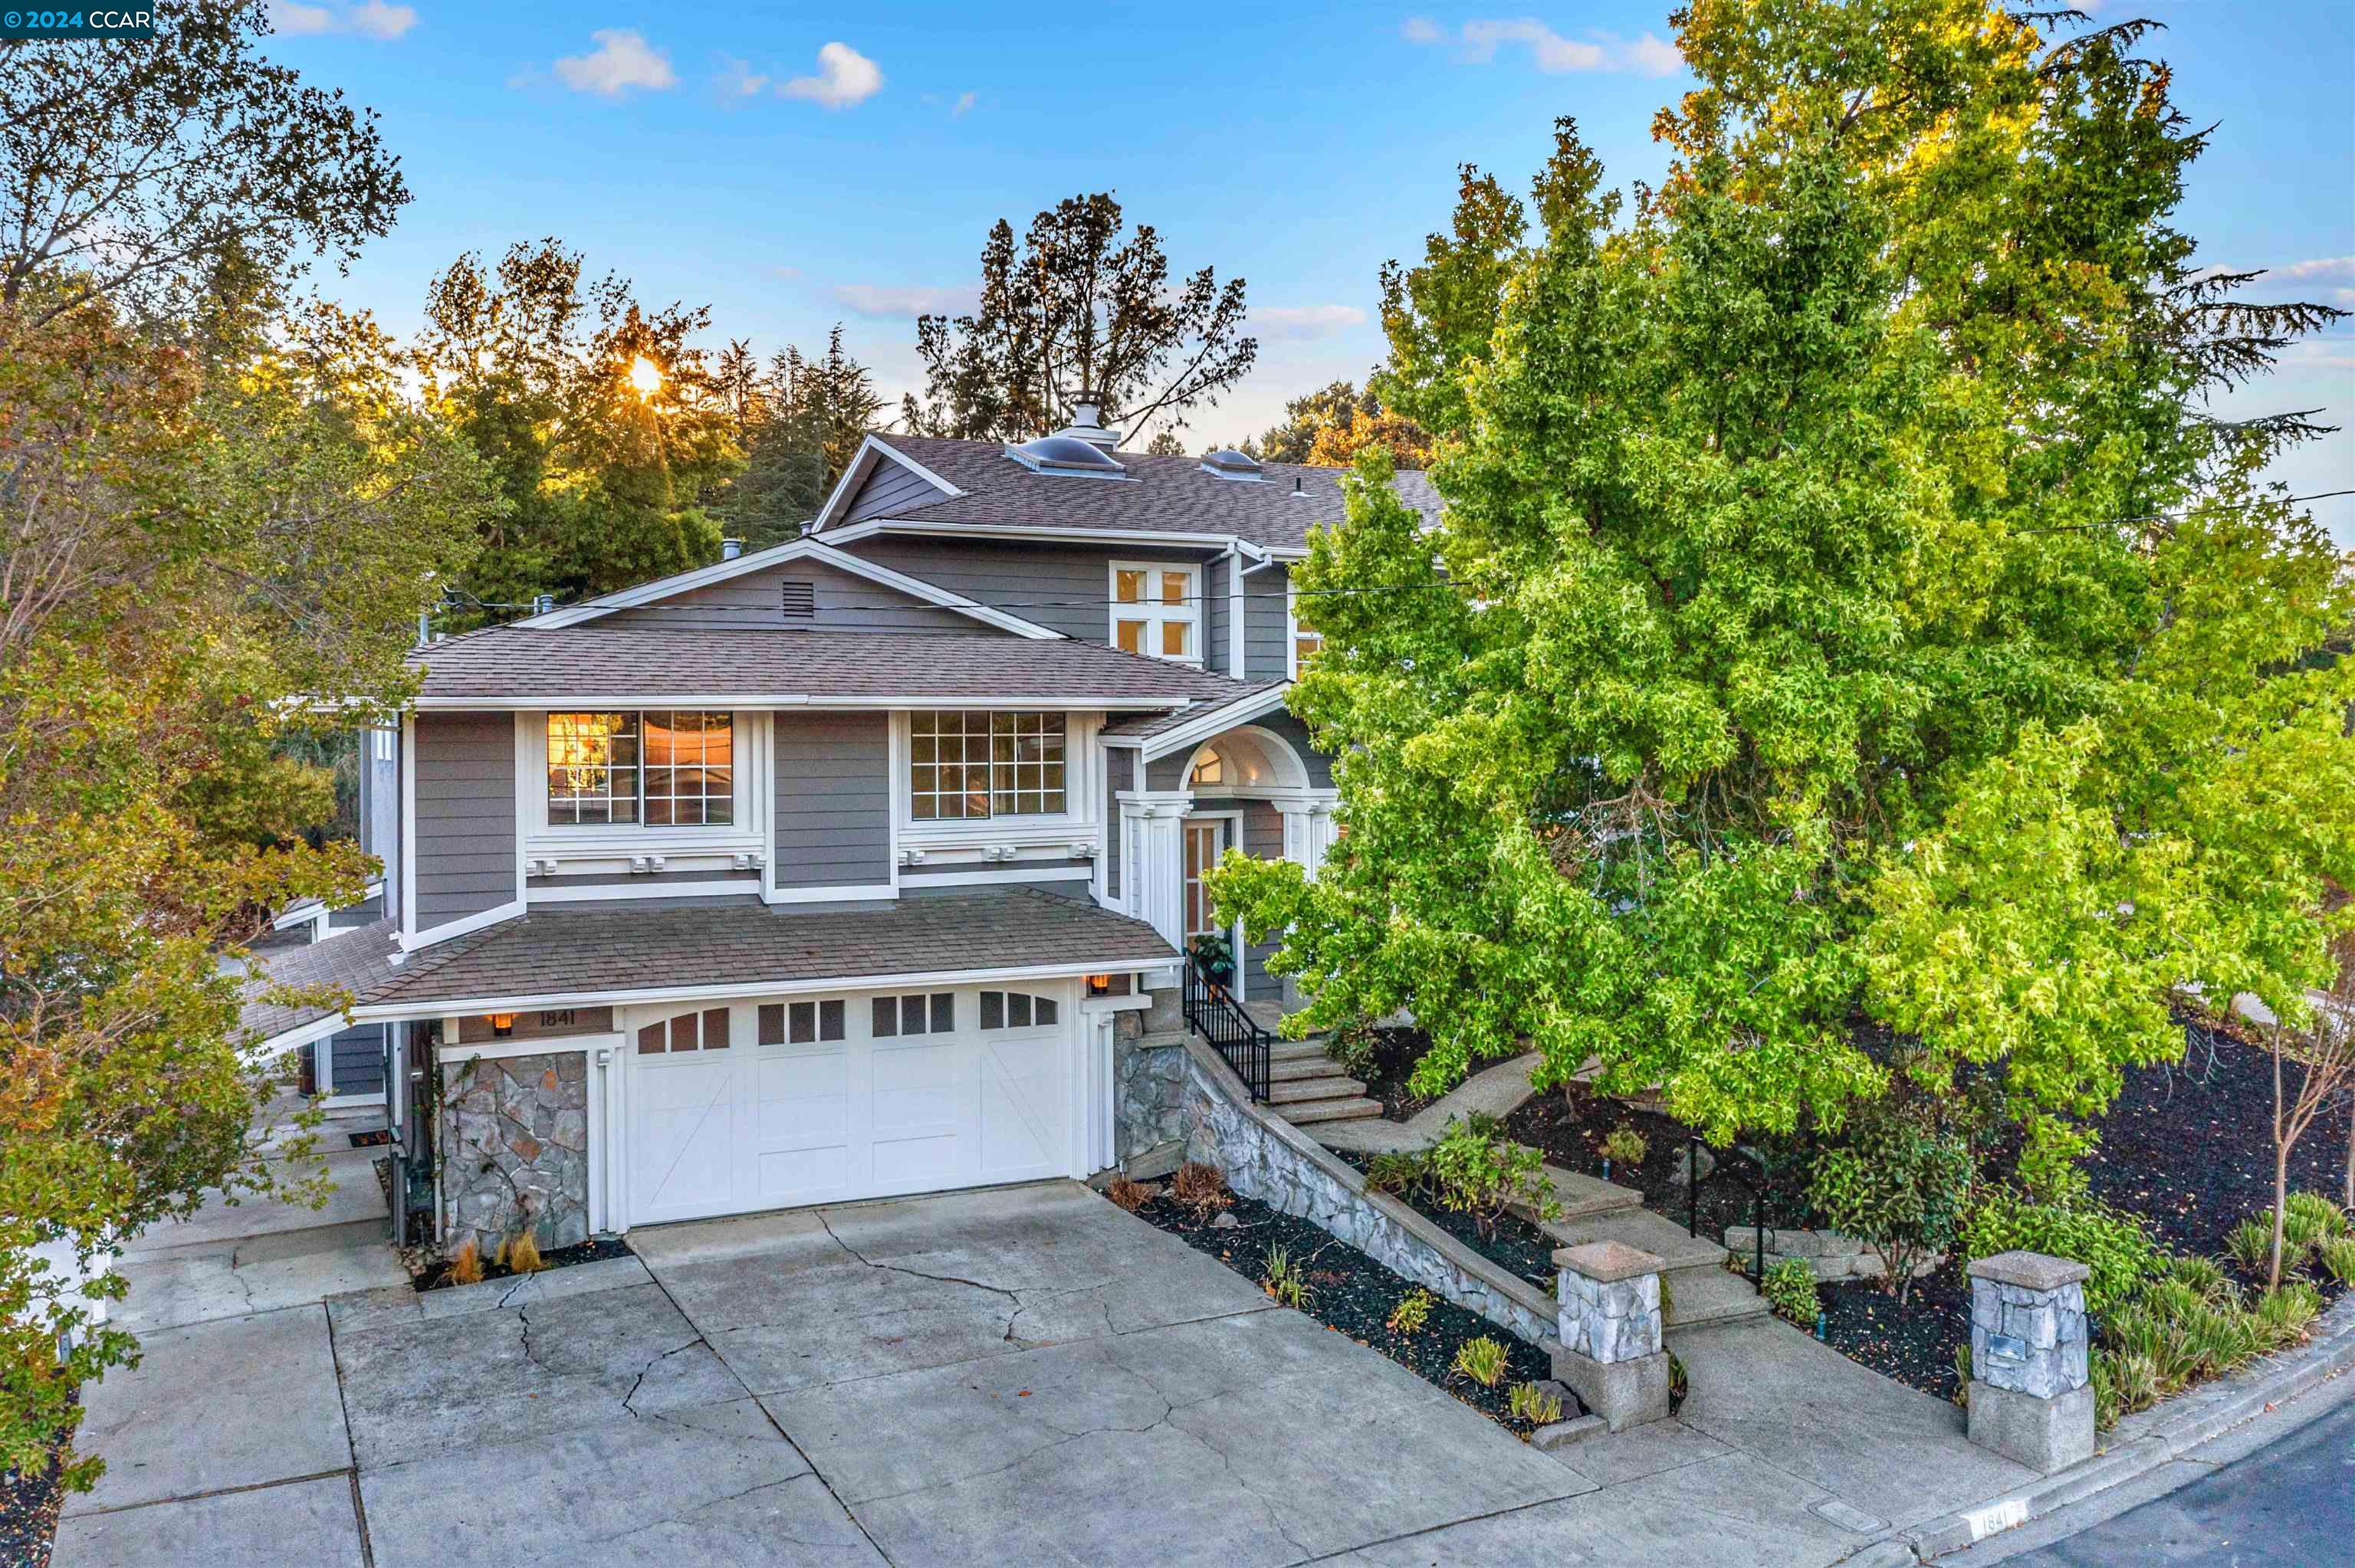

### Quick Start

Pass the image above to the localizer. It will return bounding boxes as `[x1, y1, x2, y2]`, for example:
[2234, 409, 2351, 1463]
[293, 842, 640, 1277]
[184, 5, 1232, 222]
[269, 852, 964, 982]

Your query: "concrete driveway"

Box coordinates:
[56, 1176, 2028, 1567]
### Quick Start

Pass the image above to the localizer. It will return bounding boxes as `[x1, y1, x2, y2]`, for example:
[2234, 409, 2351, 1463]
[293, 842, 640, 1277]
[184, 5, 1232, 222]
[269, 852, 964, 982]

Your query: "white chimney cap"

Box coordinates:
[1056, 390, 1122, 451]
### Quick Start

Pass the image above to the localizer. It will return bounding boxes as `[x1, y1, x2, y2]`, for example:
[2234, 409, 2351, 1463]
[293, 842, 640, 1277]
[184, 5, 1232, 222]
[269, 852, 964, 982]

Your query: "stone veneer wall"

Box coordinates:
[1169, 1038, 1557, 1348]
[438, 1048, 591, 1255]
[1114, 1019, 1189, 1164]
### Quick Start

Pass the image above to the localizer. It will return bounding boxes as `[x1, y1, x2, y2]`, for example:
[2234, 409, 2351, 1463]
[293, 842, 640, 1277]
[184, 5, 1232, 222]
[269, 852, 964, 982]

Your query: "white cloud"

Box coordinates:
[1407, 17, 1682, 77]
[834, 282, 977, 318]
[781, 41, 883, 110]
[715, 57, 770, 100]
[269, 0, 413, 38]
[951, 90, 979, 118]
[2273, 256, 2355, 284]
[553, 30, 677, 97]
[1253, 304, 1369, 340]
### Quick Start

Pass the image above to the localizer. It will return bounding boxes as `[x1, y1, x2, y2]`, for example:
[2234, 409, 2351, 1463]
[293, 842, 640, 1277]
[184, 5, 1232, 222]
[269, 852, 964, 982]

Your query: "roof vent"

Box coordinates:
[1292, 475, 1306, 496]
[721, 536, 743, 561]
[1201, 449, 1263, 480]
[1056, 390, 1122, 451]
[1007, 434, 1127, 476]
[780, 579, 816, 619]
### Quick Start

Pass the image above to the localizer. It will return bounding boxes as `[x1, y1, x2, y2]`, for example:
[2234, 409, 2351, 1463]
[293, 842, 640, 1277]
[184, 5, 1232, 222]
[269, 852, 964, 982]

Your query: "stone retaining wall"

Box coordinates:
[1169, 1039, 1558, 1347]
[438, 1048, 591, 1255]
[1723, 1225, 1943, 1284]
[1113, 1019, 1188, 1164]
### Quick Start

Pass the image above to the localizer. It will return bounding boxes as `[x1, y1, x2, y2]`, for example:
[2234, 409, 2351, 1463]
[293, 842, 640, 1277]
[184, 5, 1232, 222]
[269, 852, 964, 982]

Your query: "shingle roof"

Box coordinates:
[238, 917, 402, 1045]
[1099, 679, 1289, 741]
[842, 435, 1444, 550]
[362, 891, 1176, 1011]
[409, 625, 1266, 707]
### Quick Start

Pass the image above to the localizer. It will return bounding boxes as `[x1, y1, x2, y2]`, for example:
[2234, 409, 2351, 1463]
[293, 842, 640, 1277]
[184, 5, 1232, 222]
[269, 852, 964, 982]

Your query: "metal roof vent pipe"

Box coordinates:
[1056, 390, 1122, 451]
[721, 536, 744, 561]
[1293, 476, 1306, 496]
[533, 592, 554, 615]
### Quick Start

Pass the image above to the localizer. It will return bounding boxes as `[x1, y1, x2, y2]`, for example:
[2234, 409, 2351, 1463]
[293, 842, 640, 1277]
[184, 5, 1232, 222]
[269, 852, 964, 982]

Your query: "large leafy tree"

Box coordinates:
[1214, 5, 2352, 1172]
[415, 240, 741, 612]
[905, 192, 1256, 448]
[1250, 379, 1434, 468]
[1, 5, 487, 1489]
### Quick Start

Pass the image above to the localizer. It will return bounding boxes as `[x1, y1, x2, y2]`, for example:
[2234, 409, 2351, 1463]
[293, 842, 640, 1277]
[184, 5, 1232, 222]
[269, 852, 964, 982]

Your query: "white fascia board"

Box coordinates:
[399, 899, 524, 953]
[241, 1011, 353, 1063]
[514, 533, 1054, 640]
[821, 518, 1250, 553]
[350, 957, 1175, 1022]
[811, 435, 964, 532]
[273, 877, 387, 930]
[412, 694, 1187, 713]
[1138, 684, 1298, 763]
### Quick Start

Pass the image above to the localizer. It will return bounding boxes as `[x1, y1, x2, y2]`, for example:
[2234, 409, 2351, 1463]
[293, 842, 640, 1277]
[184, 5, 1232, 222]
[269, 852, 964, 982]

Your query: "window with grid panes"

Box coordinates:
[547, 710, 733, 826]
[908, 712, 1065, 820]
[1110, 563, 1198, 664]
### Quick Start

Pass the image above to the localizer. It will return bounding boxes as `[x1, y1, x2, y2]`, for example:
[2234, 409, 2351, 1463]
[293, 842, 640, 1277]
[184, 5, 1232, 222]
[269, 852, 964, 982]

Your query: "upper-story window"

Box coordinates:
[1287, 582, 1322, 679]
[910, 711, 1066, 819]
[1111, 562, 1198, 664]
[547, 710, 734, 826]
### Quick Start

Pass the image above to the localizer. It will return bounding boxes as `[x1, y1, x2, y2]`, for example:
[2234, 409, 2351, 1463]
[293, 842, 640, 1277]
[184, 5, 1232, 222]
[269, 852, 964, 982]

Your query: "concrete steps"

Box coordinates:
[1283, 1094, 1386, 1126]
[1267, 1075, 1370, 1106]
[1269, 1055, 1351, 1083]
[1518, 1163, 1645, 1223]
[1661, 1265, 1772, 1331]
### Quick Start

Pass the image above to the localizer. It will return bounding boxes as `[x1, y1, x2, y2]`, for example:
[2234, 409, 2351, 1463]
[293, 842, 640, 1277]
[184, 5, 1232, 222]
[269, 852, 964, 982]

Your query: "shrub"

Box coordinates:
[2225, 1215, 2276, 1278]
[1105, 1175, 1150, 1212]
[1762, 1258, 1819, 1326]
[1262, 1247, 1310, 1310]
[1599, 1127, 1647, 1168]
[448, 1237, 484, 1286]
[1386, 1288, 1435, 1333]
[1362, 1149, 1428, 1195]
[1426, 1113, 1560, 1232]
[2285, 1191, 2350, 1238]
[1451, 1335, 1508, 1387]
[501, 1230, 545, 1275]
[1961, 1189, 2161, 1315]
[1667, 1351, 1688, 1414]
[1171, 1161, 1232, 1215]
[2252, 1282, 2322, 1350]
[2317, 1235, 2355, 1285]
[2091, 1348, 2161, 1430]
[1326, 1023, 1379, 1081]
[1809, 1096, 1976, 1306]
[1508, 1380, 1563, 1425]
[2164, 1254, 2230, 1303]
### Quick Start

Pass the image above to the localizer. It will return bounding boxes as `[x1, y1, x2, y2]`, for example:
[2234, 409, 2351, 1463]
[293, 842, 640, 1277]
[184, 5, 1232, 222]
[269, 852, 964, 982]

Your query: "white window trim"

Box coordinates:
[1109, 560, 1203, 667]
[892, 709, 1100, 850]
[517, 710, 768, 868]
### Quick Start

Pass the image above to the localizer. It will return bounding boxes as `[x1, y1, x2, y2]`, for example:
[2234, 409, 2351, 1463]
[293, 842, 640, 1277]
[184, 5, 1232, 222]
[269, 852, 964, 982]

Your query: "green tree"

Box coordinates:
[1211, 5, 2352, 1167]
[905, 192, 1256, 448]
[1253, 380, 1371, 463]
[718, 327, 887, 549]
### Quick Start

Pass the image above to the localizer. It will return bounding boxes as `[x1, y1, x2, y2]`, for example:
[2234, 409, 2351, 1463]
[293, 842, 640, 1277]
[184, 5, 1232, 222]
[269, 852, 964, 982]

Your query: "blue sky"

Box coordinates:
[269, 2, 2353, 543]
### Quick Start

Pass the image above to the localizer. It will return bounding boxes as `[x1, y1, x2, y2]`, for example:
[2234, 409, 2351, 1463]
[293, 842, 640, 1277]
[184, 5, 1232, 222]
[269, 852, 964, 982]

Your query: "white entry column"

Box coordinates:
[1117, 791, 1194, 950]
[1273, 791, 1340, 880]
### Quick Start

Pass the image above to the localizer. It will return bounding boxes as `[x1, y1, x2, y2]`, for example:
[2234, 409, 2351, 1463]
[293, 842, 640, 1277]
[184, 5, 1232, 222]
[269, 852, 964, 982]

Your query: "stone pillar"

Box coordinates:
[1966, 1251, 2095, 1474]
[1552, 1241, 1671, 1431]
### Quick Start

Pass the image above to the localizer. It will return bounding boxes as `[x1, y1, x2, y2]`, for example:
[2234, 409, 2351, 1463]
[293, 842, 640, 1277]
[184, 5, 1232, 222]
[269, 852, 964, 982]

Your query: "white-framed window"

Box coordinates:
[979, 990, 1060, 1029]
[872, 992, 956, 1037]
[760, 999, 846, 1046]
[909, 711, 1066, 820]
[1110, 561, 1199, 664]
[547, 710, 734, 827]
[1286, 582, 1322, 680]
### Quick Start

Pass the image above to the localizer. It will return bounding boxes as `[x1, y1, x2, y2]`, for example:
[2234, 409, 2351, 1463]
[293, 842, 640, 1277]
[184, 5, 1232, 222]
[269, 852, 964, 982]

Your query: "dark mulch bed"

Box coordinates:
[1131, 1190, 1555, 1433]
[1337, 1026, 1442, 1122]
[411, 1234, 632, 1292]
[1504, 1091, 1814, 1244]
[1330, 1150, 1560, 1294]
[0, 1445, 63, 1568]
[1820, 1265, 1974, 1402]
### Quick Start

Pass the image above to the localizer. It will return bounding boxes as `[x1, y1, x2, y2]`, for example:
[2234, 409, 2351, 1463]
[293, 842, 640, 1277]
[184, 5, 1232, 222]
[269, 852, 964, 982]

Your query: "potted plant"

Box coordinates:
[1188, 931, 1237, 993]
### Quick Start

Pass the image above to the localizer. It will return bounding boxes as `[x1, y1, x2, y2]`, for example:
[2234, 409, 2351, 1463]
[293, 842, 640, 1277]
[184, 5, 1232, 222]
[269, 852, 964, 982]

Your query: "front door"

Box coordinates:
[1184, 818, 1229, 941]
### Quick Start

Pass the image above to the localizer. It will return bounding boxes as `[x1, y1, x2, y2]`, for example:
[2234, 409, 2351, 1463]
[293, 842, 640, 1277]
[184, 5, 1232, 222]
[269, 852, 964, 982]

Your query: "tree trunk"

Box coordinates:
[2271, 1034, 2288, 1291]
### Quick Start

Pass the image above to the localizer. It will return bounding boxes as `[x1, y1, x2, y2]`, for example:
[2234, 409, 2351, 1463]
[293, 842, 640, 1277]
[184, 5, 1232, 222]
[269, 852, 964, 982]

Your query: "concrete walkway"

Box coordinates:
[54, 1175, 2031, 1568]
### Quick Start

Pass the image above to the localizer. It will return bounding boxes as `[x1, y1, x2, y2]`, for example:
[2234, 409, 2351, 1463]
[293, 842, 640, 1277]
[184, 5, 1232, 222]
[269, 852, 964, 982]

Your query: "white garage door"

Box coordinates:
[624, 986, 1076, 1227]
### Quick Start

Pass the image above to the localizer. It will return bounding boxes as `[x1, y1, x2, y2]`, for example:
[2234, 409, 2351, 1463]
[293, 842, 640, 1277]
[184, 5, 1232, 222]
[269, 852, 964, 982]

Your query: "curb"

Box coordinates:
[1890, 1289, 2355, 1561]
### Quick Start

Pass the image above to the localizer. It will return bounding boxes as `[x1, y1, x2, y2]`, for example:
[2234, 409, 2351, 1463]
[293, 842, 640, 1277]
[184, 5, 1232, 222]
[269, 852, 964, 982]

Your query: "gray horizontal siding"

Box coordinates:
[1205, 555, 1233, 676]
[413, 713, 516, 928]
[775, 712, 891, 889]
[603, 556, 980, 634]
[1242, 563, 1291, 682]
[842, 536, 1220, 647]
[1105, 748, 1133, 899]
[1240, 802, 1283, 998]
[327, 1025, 386, 1097]
[846, 461, 946, 523]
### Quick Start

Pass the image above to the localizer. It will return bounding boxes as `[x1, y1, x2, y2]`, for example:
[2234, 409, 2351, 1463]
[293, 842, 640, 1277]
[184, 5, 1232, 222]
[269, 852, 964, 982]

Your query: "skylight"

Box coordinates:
[1007, 435, 1127, 475]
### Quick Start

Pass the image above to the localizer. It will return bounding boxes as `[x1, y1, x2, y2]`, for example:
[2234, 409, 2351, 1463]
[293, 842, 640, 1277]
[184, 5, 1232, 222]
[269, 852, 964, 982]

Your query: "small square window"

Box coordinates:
[670, 1012, 699, 1052]
[1036, 997, 1059, 1025]
[930, 993, 954, 1034]
[758, 1003, 785, 1045]
[819, 999, 845, 1041]
[872, 997, 897, 1038]
[1008, 992, 1032, 1028]
[637, 1022, 665, 1055]
[789, 1000, 816, 1044]
[702, 1009, 731, 1050]
[901, 994, 927, 1035]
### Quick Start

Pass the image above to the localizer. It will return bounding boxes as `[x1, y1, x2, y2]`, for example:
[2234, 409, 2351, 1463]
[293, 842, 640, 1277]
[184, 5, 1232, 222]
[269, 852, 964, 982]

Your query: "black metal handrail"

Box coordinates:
[1183, 956, 1272, 1102]
[1687, 1134, 1769, 1289]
